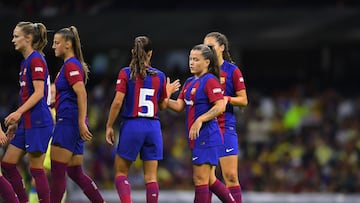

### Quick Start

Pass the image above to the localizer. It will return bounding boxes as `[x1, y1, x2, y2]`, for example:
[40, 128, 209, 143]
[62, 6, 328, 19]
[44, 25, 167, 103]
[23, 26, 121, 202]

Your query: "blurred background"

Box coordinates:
[1, 0, 360, 202]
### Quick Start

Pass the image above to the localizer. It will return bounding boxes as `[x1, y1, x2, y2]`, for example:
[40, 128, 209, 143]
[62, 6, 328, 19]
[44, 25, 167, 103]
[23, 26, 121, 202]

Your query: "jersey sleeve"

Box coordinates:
[64, 62, 84, 86]
[159, 73, 167, 101]
[232, 67, 246, 91]
[205, 78, 224, 103]
[115, 69, 128, 93]
[30, 57, 46, 80]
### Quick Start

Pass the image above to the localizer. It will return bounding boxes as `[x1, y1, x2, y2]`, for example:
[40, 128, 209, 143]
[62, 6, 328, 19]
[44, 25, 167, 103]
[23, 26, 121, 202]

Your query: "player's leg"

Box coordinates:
[1, 142, 27, 203]
[67, 154, 104, 203]
[50, 145, 73, 203]
[141, 119, 162, 203]
[143, 160, 159, 203]
[27, 126, 53, 203]
[220, 155, 242, 203]
[114, 155, 132, 203]
[0, 169, 20, 203]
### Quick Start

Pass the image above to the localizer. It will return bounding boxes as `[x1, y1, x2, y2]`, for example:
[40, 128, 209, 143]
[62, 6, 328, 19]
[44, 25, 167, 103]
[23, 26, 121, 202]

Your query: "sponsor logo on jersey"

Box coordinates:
[69, 70, 80, 76]
[213, 88, 222, 93]
[239, 77, 244, 82]
[116, 79, 121, 84]
[35, 67, 43, 72]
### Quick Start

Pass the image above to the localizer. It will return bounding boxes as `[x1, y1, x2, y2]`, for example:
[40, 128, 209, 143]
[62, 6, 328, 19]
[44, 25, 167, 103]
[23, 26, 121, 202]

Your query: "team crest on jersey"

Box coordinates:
[220, 77, 225, 84]
[191, 88, 196, 94]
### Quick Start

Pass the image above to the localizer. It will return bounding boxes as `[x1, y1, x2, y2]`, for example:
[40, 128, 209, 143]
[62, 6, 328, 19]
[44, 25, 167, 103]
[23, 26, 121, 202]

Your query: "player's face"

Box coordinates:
[12, 26, 30, 53]
[189, 49, 210, 78]
[52, 34, 67, 58]
[203, 36, 224, 61]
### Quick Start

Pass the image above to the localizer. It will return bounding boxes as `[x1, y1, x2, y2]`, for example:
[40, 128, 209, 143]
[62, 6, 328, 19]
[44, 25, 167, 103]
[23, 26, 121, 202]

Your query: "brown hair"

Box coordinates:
[129, 36, 155, 80]
[205, 32, 234, 64]
[56, 26, 89, 83]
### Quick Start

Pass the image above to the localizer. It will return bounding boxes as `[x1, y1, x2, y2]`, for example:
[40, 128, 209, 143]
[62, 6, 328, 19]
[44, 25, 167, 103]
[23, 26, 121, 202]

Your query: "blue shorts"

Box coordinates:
[117, 118, 163, 161]
[52, 122, 84, 155]
[219, 128, 239, 157]
[191, 145, 220, 166]
[11, 125, 53, 153]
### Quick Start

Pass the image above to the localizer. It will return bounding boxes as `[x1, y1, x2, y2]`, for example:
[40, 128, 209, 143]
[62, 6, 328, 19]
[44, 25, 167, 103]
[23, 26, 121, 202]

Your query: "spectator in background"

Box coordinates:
[204, 32, 248, 203]
[50, 26, 104, 203]
[1, 21, 53, 203]
[105, 35, 180, 203]
[167, 44, 235, 203]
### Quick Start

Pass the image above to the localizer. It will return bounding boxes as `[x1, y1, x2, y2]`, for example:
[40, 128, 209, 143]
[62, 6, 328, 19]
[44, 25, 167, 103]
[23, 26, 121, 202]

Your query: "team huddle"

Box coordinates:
[0, 21, 247, 203]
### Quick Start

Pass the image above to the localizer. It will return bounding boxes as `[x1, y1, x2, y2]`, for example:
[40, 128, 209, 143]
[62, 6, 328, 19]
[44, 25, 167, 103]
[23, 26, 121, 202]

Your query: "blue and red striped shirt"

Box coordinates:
[217, 60, 246, 134]
[54, 57, 85, 124]
[115, 66, 167, 120]
[18, 51, 52, 129]
[178, 73, 223, 149]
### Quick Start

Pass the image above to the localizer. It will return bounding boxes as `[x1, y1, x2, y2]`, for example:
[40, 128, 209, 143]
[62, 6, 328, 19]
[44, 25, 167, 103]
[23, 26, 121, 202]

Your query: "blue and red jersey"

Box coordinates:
[18, 51, 52, 129]
[217, 60, 246, 133]
[54, 57, 85, 124]
[115, 66, 167, 120]
[178, 73, 224, 149]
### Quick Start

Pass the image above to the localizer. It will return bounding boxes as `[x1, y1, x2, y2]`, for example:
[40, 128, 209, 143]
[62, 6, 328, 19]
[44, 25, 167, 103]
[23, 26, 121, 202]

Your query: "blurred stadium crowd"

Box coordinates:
[1, 0, 360, 196]
[1, 72, 360, 194]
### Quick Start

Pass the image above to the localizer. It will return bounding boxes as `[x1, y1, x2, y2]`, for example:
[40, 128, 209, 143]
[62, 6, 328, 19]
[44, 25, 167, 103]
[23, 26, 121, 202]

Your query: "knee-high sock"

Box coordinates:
[115, 175, 132, 203]
[146, 182, 159, 203]
[1, 162, 28, 203]
[50, 160, 67, 203]
[0, 175, 20, 203]
[194, 185, 209, 203]
[209, 179, 235, 203]
[229, 185, 242, 203]
[67, 165, 104, 203]
[30, 168, 50, 203]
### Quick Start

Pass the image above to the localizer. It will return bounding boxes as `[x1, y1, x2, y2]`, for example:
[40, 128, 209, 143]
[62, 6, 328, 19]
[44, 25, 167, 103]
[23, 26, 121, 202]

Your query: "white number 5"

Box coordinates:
[138, 88, 155, 117]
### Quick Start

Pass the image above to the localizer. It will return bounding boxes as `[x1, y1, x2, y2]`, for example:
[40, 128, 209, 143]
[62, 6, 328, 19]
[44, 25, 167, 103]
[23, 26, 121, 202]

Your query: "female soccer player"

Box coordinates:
[50, 26, 104, 203]
[0, 125, 20, 202]
[1, 21, 53, 203]
[105, 35, 179, 203]
[167, 44, 236, 203]
[204, 32, 248, 203]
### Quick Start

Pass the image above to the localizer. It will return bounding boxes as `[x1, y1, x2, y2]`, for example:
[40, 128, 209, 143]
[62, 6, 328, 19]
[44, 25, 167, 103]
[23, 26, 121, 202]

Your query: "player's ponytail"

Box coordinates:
[129, 36, 153, 80]
[56, 26, 89, 83]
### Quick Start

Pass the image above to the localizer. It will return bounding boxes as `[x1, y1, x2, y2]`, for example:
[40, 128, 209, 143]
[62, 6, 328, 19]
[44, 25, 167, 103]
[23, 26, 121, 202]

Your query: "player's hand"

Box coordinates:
[105, 127, 115, 146]
[0, 129, 7, 146]
[166, 77, 181, 96]
[79, 122, 92, 141]
[6, 124, 18, 142]
[4, 111, 21, 127]
[189, 119, 202, 140]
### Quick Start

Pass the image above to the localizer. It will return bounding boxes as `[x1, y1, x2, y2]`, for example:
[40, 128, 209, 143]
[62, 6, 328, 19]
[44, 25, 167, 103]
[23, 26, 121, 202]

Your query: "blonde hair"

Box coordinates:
[16, 21, 48, 55]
